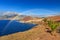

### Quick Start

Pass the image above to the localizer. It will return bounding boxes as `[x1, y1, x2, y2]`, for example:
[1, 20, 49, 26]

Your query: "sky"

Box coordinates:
[0, 0, 60, 15]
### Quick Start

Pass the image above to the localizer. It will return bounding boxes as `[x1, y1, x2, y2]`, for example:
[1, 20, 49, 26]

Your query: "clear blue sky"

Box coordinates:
[0, 0, 60, 15]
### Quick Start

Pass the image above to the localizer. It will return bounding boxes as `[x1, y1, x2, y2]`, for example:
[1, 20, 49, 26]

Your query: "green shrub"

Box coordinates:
[47, 20, 59, 35]
[48, 20, 58, 31]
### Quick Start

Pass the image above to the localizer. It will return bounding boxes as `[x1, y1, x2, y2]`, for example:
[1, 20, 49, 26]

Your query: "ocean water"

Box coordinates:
[0, 20, 36, 36]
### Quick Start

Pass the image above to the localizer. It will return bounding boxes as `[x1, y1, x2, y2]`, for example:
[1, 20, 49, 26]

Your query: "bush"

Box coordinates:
[47, 20, 59, 35]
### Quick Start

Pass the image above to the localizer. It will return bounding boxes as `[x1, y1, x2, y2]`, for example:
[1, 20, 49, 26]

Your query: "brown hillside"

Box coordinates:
[47, 16, 60, 21]
[22, 16, 33, 21]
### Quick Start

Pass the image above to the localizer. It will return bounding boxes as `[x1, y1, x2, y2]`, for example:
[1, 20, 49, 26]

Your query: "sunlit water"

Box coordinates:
[0, 20, 36, 36]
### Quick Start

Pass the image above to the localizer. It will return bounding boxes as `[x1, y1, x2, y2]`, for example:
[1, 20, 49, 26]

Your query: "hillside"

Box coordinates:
[46, 15, 60, 21]
[0, 15, 60, 40]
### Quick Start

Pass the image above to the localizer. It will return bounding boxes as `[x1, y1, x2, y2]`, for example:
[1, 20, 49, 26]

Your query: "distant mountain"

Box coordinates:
[3, 11, 18, 16]
[0, 11, 59, 20]
[0, 11, 28, 20]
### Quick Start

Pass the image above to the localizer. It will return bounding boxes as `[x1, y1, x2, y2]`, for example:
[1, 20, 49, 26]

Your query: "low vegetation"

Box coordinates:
[43, 18, 60, 35]
[47, 20, 59, 35]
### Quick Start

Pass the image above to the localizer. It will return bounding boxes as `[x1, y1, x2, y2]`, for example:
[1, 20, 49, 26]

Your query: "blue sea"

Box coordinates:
[0, 20, 36, 36]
